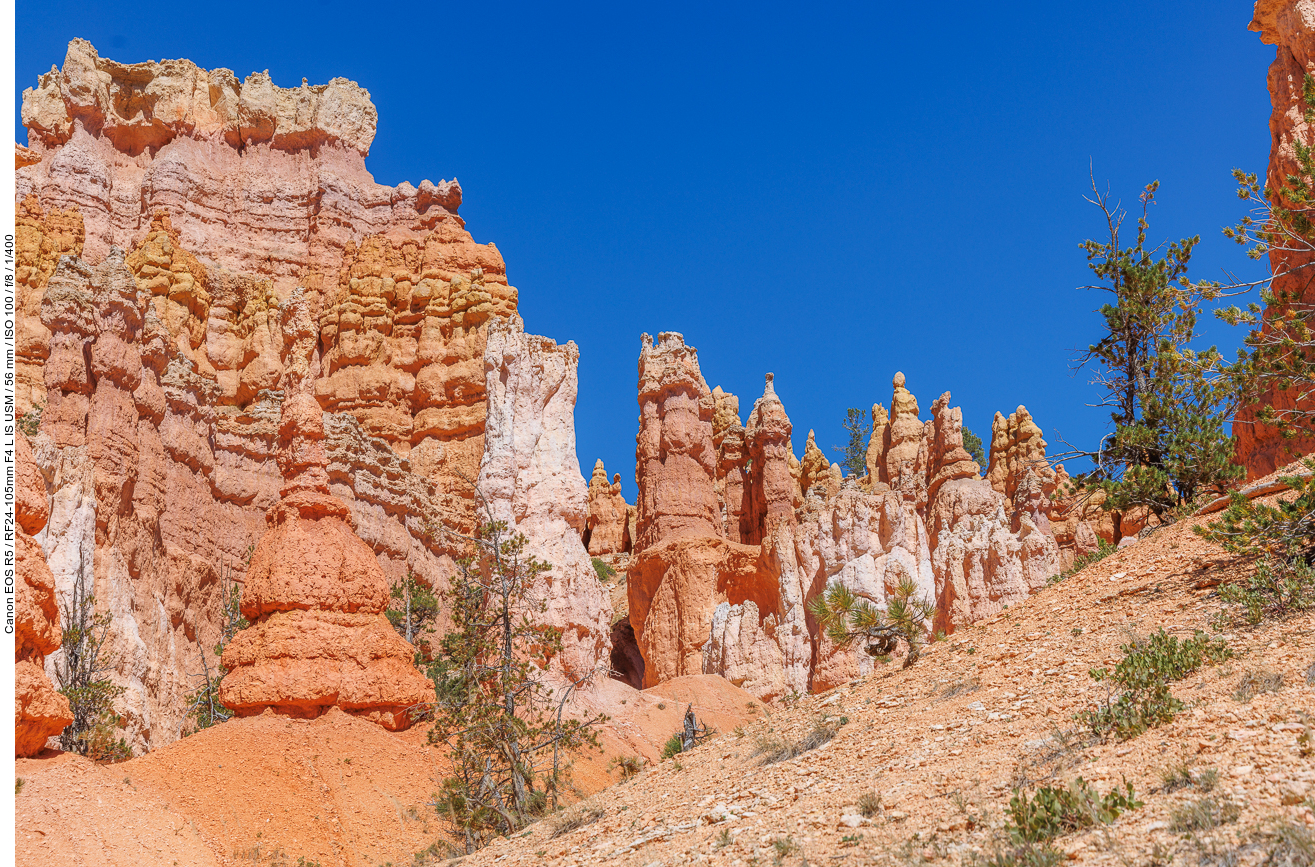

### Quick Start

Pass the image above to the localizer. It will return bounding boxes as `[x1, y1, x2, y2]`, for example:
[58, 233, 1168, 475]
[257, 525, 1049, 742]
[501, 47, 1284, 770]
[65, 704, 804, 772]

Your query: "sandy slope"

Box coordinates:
[16, 489, 1315, 866]
[15, 676, 762, 867]
[458, 505, 1315, 867]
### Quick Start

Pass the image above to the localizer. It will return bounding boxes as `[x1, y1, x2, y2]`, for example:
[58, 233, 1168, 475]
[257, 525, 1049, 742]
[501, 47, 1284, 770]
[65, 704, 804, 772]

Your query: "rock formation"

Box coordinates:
[711, 387, 750, 543]
[986, 405, 1156, 564]
[926, 395, 1058, 632]
[585, 460, 632, 556]
[16, 41, 610, 750]
[18, 37, 511, 547]
[16, 434, 74, 756]
[1237, 1, 1315, 477]
[629, 335, 759, 688]
[219, 291, 432, 728]
[18, 39, 458, 291]
[742, 376, 802, 540]
[634, 333, 721, 548]
[626, 338, 1080, 699]
[477, 315, 613, 682]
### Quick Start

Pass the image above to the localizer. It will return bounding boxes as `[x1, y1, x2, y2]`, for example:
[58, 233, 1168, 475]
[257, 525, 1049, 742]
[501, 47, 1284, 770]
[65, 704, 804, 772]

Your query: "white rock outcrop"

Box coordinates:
[479, 315, 612, 682]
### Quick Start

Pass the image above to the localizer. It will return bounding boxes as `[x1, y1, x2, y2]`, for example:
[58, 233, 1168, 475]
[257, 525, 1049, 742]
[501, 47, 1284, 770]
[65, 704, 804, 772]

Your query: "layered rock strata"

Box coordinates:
[18, 39, 459, 292]
[17, 39, 514, 540]
[634, 333, 721, 549]
[628, 337, 792, 694]
[15, 434, 74, 756]
[219, 292, 432, 728]
[16, 41, 608, 749]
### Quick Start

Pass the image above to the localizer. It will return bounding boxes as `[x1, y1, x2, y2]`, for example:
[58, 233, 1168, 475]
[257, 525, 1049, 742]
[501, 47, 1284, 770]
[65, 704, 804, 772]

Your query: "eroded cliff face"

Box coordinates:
[18, 39, 460, 292]
[625, 337, 1086, 701]
[15, 435, 74, 756]
[219, 293, 433, 727]
[1237, 1, 1315, 477]
[15, 41, 609, 751]
[477, 315, 612, 683]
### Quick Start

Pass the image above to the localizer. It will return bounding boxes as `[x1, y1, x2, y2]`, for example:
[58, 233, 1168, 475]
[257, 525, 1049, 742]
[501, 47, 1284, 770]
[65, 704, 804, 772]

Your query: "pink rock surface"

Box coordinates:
[477, 314, 613, 682]
[743, 374, 799, 544]
[586, 459, 633, 556]
[14, 42, 530, 749]
[17, 40, 461, 293]
[628, 351, 1074, 698]
[710, 387, 750, 543]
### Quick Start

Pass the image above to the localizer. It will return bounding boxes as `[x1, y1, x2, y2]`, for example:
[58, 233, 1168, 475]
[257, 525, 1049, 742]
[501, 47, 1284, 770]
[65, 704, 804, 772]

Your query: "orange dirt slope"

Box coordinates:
[15, 675, 764, 867]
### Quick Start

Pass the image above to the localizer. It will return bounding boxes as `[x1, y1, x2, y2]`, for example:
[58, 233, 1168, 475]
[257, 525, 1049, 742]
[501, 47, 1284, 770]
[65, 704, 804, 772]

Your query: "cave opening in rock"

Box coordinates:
[609, 619, 644, 689]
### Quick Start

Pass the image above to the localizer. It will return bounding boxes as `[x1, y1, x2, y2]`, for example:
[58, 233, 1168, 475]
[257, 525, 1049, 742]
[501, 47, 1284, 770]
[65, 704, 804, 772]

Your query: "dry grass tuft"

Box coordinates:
[548, 804, 604, 839]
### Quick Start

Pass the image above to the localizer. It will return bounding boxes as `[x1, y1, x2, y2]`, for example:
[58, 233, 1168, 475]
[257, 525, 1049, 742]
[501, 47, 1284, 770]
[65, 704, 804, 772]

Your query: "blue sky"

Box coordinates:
[15, 2, 1276, 496]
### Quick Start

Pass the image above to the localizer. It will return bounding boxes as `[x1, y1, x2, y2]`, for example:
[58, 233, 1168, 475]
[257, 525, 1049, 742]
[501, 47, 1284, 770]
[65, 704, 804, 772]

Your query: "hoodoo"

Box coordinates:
[219, 292, 432, 728]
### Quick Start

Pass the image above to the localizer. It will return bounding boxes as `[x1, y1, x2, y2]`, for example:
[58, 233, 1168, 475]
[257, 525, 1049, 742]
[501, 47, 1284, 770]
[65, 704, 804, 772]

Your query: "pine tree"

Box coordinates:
[962, 427, 987, 466]
[55, 573, 131, 761]
[1197, 74, 1315, 567]
[833, 407, 870, 478]
[1064, 177, 1242, 516]
[185, 572, 247, 733]
[1214, 73, 1315, 455]
[807, 574, 935, 669]
[425, 517, 604, 852]
[386, 569, 439, 646]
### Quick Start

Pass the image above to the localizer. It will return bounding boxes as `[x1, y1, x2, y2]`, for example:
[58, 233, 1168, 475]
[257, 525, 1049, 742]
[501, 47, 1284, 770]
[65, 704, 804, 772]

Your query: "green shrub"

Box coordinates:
[661, 734, 684, 760]
[608, 754, 643, 780]
[591, 557, 617, 582]
[1048, 538, 1117, 584]
[1197, 459, 1315, 565]
[770, 835, 799, 864]
[857, 791, 881, 818]
[1216, 557, 1315, 626]
[808, 574, 935, 668]
[971, 841, 1065, 867]
[17, 405, 42, 438]
[1159, 758, 1219, 794]
[186, 572, 248, 734]
[1006, 778, 1141, 844]
[55, 574, 131, 761]
[1257, 818, 1315, 866]
[548, 804, 603, 839]
[1234, 668, 1284, 703]
[1077, 629, 1231, 741]
[751, 718, 843, 765]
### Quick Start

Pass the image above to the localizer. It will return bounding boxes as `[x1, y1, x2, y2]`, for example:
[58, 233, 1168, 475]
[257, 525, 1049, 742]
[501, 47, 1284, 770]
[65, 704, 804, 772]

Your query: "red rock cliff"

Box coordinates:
[16, 41, 608, 750]
[1236, 1, 1315, 476]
